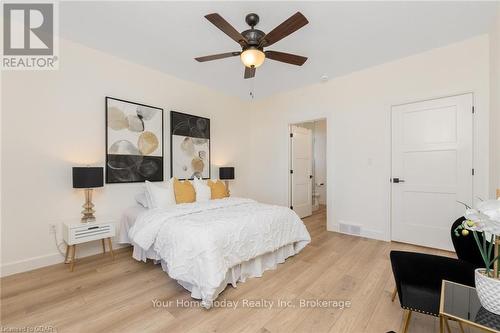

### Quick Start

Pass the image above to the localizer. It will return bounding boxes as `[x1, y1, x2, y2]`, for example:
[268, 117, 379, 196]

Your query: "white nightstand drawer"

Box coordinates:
[63, 222, 116, 245]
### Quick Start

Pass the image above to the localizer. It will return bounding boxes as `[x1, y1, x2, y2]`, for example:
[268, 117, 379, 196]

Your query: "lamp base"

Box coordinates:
[81, 216, 96, 223]
[81, 188, 96, 223]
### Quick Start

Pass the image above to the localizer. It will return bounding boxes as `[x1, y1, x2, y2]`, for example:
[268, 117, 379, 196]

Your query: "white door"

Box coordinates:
[391, 94, 473, 251]
[291, 125, 313, 218]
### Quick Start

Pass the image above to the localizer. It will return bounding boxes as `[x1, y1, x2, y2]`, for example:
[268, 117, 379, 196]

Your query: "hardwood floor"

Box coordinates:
[0, 206, 479, 332]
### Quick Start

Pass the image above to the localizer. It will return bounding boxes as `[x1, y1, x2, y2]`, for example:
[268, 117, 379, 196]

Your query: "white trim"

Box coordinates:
[1, 253, 64, 277]
[287, 116, 333, 213]
[1, 241, 128, 277]
[391, 90, 475, 107]
[288, 124, 293, 209]
[330, 223, 386, 242]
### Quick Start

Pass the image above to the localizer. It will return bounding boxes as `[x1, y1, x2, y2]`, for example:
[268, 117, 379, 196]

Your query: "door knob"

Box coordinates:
[392, 178, 405, 183]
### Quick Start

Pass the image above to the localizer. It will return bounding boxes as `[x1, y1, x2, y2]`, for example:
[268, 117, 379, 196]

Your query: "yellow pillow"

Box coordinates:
[173, 178, 196, 204]
[207, 180, 229, 199]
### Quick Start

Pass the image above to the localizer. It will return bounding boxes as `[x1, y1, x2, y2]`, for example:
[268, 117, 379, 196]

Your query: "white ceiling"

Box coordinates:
[60, 1, 498, 100]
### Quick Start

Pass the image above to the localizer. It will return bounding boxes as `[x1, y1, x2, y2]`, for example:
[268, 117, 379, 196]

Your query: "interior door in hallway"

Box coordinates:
[391, 94, 473, 251]
[290, 125, 313, 218]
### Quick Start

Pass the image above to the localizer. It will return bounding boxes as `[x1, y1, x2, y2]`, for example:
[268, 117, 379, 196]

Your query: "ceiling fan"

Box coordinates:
[195, 12, 309, 79]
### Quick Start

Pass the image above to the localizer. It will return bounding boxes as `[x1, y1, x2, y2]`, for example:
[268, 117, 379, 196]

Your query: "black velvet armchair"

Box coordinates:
[389, 216, 484, 333]
[390, 251, 476, 332]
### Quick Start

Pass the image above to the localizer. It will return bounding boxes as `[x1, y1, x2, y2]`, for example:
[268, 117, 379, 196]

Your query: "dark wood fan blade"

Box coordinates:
[205, 13, 248, 46]
[265, 51, 307, 66]
[244, 66, 256, 79]
[260, 12, 308, 47]
[195, 51, 241, 62]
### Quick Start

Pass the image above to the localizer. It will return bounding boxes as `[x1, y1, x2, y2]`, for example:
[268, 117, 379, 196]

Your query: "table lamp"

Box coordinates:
[219, 167, 234, 195]
[72, 167, 103, 223]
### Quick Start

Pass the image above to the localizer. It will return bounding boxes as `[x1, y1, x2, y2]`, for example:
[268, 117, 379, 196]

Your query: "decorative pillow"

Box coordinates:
[135, 192, 149, 208]
[192, 177, 211, 202]
[145, 179, 176, 209]
[207, 179, 229, 199]
[173, 178, 196, 204]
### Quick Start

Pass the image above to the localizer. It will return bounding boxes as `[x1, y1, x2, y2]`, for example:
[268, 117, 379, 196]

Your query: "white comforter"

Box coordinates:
[128, 197, 310, 305]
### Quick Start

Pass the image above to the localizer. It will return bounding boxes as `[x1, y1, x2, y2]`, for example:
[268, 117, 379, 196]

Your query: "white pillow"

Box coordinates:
[192, 177, 211, 202]
[145, 179, 176, 209]
[135, 192, 149, 208]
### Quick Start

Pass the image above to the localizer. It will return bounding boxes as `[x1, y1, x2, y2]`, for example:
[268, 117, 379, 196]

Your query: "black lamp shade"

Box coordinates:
[219, 167, 234, 180]
[72, 167, 104, 188]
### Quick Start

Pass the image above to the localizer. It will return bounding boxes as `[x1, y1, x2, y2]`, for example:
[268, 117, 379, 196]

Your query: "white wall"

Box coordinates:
[0, 38, 251, 276]
[490, 6, 500, 195]
[1, 33, 495, 276]
[249, 35, 490, 241]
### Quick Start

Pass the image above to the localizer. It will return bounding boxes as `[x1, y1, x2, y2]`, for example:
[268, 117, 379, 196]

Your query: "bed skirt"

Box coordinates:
[131, 243, 300, 308]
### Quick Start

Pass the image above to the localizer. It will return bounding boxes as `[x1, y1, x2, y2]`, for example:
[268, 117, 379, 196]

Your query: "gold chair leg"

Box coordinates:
[64, 244, 69, 263]
[439, 316, 444, 333]
[401, 310, 412, 333]
[391, 286, 398, 302]
[444, 317, 451, 333]
[70, 245, 76, 272]
[458, 321, 465, 333]
[101, 238, 106, 253]
[107, 238, 114, 260]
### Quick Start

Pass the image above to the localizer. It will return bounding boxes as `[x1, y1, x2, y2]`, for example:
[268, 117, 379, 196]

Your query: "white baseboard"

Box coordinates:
[1, 252, 64, 277]
[360, 228, 388, 241]
[328, 223, 388, 242]
[1, 242, 128, 277]
[327, 223, 340, 233]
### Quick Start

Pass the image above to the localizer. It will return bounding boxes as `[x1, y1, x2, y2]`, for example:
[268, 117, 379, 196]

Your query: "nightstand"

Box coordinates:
[63, 219, 116, 271]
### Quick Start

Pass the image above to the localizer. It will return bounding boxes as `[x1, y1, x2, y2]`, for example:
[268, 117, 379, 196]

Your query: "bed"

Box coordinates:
[119, 197, 311, 308]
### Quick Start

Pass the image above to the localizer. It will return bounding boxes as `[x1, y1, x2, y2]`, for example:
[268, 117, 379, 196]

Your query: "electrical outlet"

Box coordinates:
[49, 224, 56, 234]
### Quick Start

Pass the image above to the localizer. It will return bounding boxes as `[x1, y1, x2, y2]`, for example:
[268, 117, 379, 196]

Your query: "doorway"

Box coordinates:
[391, 93, 473, 251]
[289, 119, 327, 219]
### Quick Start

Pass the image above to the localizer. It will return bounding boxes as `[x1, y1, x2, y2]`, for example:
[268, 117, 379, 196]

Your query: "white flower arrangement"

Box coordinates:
[455, 199, 500, 278]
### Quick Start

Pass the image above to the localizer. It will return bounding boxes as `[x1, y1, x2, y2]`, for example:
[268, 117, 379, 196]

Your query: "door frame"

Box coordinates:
[288, 118, 328, 215]
[389, 92, 476, 243]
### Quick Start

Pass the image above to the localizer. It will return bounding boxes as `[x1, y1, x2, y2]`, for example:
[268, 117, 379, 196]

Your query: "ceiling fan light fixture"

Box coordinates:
[241, 48, 265, 68]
